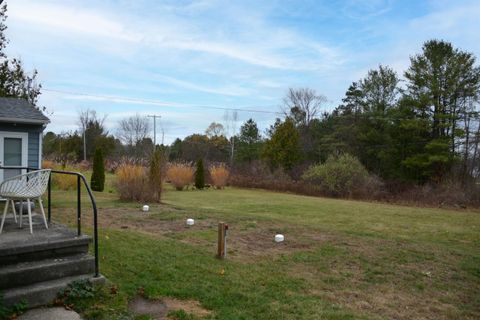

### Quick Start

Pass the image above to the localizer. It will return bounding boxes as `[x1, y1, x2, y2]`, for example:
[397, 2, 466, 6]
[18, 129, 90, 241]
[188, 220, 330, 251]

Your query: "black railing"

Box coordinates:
[0, 167, 100, 277]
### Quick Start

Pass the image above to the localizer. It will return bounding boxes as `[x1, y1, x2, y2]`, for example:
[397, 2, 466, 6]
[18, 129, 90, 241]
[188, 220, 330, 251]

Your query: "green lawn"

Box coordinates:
[48, 175, 480, 320]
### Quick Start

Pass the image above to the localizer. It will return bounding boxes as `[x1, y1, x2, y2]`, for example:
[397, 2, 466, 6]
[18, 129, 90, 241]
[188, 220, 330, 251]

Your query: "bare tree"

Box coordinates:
[78, 109, 107, 161]
[283, 88, 327, 127]
[117, 114, 151, 146]
[205, 122, 225, 138]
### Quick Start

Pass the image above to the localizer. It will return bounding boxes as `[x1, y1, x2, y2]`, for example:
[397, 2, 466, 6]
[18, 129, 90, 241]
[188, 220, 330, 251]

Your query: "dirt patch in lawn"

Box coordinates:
[70, 206, 216, 234]
[128, 296, 211, 319]
[164, 298, 212, 318]
[226, 226, 319, 260]
[128, 296, 168, 319]
[73, 207, 319, 259]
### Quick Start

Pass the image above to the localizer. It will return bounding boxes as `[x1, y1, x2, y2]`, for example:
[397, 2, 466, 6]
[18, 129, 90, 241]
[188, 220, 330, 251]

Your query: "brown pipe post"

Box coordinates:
[217, 222, 226, 258]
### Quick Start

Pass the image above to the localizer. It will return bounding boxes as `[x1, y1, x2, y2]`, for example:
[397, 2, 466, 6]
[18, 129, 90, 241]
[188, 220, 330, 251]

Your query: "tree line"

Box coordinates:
[169, 40, 480, 187]
[45, 40, 480, 189]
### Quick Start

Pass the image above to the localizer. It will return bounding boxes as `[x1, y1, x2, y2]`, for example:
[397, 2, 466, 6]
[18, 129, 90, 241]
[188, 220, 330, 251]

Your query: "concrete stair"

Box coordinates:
[0, 235, 91, 265]
[0, 219, 102, 308]
[2, 275, 93, 308]
[0, 254, 95, 289]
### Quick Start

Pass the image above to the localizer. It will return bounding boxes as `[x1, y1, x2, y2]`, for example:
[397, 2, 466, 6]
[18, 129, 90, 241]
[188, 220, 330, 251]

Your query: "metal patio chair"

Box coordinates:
[0, 169, 51, 234]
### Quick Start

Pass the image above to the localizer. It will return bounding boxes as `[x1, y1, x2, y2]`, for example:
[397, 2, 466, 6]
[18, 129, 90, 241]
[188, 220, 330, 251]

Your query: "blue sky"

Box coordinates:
[5, 0, 480, 144]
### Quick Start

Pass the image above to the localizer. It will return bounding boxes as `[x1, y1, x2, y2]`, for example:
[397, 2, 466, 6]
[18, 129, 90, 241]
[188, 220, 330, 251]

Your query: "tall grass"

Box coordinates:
[209, 164, 229, 189]
[166, 163, 194, 191]
[42, 160, 79, 190]
[115, 164, 149, 201]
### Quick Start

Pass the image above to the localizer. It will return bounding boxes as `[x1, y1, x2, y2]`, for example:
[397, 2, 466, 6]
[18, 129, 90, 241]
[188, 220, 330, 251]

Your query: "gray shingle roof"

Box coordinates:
[0, 97, 50, 124]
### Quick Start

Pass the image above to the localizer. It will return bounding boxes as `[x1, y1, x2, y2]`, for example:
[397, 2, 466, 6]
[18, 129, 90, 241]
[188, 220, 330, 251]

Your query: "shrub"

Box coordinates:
[90, 149, 105, 192]
[195, 159, 205, 189]
[54, 173, 78, 190]
[42, 159, 55, 169]
[302, 154, 369, 198]
[42, 160, 76, 190]
[115, 164, 149, 201]
[149, 149, 165, 202]
[210, 164, 229, 189]
[167, 163, 194, 190]
[42, 161, 79, 190]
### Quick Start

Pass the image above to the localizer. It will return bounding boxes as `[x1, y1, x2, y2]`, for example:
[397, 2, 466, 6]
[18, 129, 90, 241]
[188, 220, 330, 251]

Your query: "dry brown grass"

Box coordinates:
[166, 163, 194, 191]
[42, 159, 56, 169]
[42, 160, 81, 190]
[209, 164, 229, 189]
[115, 164, 150, 201]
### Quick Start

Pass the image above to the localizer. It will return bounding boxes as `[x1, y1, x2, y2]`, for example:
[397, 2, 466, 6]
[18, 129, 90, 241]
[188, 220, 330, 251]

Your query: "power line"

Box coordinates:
[43, 88, 480, 122]
[42, 88, 283, 115]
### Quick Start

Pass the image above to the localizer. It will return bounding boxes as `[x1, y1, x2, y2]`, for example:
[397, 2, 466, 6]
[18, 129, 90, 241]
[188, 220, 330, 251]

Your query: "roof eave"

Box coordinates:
[0, 117, 50, 125]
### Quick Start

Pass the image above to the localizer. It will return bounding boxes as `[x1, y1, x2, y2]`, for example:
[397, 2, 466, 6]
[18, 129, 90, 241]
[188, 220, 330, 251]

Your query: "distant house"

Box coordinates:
[0, 97, 49, 181]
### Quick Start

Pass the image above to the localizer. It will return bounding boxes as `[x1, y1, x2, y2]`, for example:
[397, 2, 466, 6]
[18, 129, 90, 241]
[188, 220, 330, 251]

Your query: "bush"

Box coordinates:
[90, 149, 105, 192]
[388, 180, 479, 208]
[167, 163, 194, 190]
[115, 164, 149, 201]
[149, 149, 165, 202]
[115, 151, 165, 202]
[55, 172, 78, 190]
[42, 160, 79, 190]
[210, 164, 229, 189]
[302, 154, 369, 198]
[42, 159, 55, 169]
[195, 159, 205, 189]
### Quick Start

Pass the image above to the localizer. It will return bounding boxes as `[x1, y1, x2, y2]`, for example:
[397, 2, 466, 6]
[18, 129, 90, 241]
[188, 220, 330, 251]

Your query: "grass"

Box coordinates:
[46, 172, 479, 319]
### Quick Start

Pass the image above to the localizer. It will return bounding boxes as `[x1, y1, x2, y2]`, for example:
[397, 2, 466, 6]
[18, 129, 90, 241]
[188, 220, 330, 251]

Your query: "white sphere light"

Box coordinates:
[142, 205, 149, 212]
[186, 218, 195, 226]
[275, 234, 285, 243]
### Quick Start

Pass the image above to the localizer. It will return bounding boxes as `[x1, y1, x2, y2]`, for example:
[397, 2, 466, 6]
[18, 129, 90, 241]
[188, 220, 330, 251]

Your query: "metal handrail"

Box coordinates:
[0, 166, 100, 277]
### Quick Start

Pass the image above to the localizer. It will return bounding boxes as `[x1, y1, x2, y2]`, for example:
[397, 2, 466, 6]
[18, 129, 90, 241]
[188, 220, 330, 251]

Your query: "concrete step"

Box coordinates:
[0, 235, 91, 265]
[0, 254, 95, 290]
[2, 274, 98, 308]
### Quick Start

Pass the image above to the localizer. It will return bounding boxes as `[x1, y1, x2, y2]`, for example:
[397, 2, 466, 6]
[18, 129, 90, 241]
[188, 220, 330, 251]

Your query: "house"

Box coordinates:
[0, 97, 50, 181]
[0, 99, 103, 308]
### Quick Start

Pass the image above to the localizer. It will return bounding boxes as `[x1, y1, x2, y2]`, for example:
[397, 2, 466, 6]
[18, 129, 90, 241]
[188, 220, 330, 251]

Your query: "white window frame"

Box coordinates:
[0, 131, 29, 182]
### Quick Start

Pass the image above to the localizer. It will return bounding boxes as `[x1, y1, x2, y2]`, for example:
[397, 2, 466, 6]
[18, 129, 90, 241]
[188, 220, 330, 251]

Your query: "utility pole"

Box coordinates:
[229, 110, 238, 167]
[82, 123, 86, 161]
[148, 115, 161, 150]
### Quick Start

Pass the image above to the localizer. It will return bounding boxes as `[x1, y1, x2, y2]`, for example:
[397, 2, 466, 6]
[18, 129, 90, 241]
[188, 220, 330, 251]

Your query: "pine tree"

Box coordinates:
[236, 119, 262, 163]
[195, 159, 205, 189]
[403, 40, 480, 181]
[262, 118, 302, 171]
[90, 148, 105, 192]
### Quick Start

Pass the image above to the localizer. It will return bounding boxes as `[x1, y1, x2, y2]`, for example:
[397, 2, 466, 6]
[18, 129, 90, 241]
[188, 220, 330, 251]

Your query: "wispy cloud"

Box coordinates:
[9, 0, 342, 71]
[341, 0, 394, 20]
[9, 1, 139, 42]
[5, 0, 480, 143]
